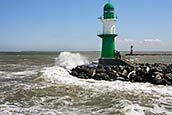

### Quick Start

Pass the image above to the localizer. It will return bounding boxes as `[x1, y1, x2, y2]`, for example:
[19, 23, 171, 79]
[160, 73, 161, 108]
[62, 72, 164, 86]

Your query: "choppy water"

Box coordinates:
[0, 51, 172, 115]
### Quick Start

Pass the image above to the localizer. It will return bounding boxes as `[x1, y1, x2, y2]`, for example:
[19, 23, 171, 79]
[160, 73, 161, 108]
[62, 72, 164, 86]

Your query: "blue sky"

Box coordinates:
[0, 0, 172, 51]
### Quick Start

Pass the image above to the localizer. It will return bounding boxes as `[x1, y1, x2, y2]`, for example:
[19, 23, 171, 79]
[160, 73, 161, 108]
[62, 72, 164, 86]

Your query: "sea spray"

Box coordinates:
[55, 52, 89, 70]
[41, 64, 172, 114]
[40, 52, 172, 114]
[42, 53, 172, 95]
[1, 52, 172, 114]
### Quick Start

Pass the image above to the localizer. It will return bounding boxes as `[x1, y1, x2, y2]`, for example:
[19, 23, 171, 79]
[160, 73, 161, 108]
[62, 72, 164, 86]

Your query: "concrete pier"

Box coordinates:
[126, 53, 172, 56]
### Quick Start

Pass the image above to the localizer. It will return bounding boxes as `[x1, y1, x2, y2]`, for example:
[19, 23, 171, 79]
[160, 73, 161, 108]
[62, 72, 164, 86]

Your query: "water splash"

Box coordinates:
[55, 52, 88, 70]
[41, 59, 172, 115]
[34, 52, 172, 114]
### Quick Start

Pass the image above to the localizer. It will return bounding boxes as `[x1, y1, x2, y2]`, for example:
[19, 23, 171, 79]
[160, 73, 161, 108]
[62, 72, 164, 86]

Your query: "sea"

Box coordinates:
[0, 51, 172, 115]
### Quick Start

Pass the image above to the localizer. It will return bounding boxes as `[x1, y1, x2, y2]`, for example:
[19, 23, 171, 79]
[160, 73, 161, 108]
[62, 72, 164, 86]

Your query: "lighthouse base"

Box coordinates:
[99, 58, 134, 67]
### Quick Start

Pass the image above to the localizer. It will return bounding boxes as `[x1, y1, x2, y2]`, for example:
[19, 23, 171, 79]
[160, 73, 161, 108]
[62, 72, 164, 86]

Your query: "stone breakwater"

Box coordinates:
[70, 63, 172, 85]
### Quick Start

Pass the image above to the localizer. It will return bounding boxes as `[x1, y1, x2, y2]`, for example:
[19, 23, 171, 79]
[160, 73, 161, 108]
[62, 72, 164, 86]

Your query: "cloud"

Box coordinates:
[144, 39, 161, 42]
[117, 38, 134, 43]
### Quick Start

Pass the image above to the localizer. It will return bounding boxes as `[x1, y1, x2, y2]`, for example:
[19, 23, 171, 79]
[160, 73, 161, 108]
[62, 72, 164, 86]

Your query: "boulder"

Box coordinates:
[105, 70, 118, 80]
[122, 69, 128, 80]
[153, 73, 163, 85]
[70, 63, 172, 86]
[165, 73, 172, 83]
[116, 77, 125, 81]
[94, 73, 110, 81]
[96, 64, 106, 73]
[70, 70, 78, 77]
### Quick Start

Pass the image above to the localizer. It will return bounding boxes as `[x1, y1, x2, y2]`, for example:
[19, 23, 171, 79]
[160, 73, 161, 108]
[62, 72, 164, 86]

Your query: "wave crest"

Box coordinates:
[55, 52, 88, 70]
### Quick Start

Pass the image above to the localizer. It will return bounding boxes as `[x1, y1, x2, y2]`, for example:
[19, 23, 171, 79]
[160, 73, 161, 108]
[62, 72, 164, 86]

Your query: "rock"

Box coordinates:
[104, 65, 112, 71]
[87, 68, 95, 78]
[127, 70, 143, 82]
[122, 69, 129, 80]
[146, 66, 150, 73]
[119, 65, 125, 71]
[145, 74, 155, 83]
[122, 69, 128, 77]
[132, 75, 143, 82]
[159, 64, 168, 72]
[112, 65, 121, 73]
[127, 65, 134, 72]
[166, 66, 172, 73]
[116, 77, 125, 81]
[77, 72, 86, 79]
[70, 70, 78, 77]
[102, 74, 111, 81]
[105, 70, 118, 80]
[127, 71, 136, 80]
[70, 63, 172, 86]
[165, 73, 172, 83]
[153, 73, 163, 85]
[91, 69, 96, 77]
[96, 64, 105, 73]
[80, 65, 90, 73]
[94, 73, 110, 81]
[161, 79, 171, 85]
[154, 72, 164, 77]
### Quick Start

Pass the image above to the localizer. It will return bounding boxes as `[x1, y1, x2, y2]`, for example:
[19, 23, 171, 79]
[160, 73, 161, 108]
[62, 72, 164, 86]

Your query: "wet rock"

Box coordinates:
[70, 70, 78, 77]
[91, 69, 96, 77]
[165, 73, 172, 83]
[132, 75, 143, 82]
[161, 79, 171, 85]
[122, 69, 129, 80]
[77, 72, 86, 79]
[122, 69, 128, 77]
[153, 72, 164, 85]
[116, 77, 125, 81]
[94, 73, 110, 81]
[105, 70, 118, 80]
[127, 71, 136, 80]
[166, 66, 172, 73]
[96, 64, 105, 73]
[70, 63, 172, 86]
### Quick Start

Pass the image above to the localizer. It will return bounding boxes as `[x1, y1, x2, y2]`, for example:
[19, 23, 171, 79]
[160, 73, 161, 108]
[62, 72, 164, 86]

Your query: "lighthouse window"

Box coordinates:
[105, 9, 114, 13]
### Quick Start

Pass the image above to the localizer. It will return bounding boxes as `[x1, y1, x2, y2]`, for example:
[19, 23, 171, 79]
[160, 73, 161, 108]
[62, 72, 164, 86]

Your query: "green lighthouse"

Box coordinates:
[98, 2, 118, 65]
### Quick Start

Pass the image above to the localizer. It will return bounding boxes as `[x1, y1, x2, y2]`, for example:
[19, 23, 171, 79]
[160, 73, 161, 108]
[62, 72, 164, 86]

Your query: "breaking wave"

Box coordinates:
[55, 52, 88, 70]
[1, 52, 172, 115]
[40, 52, 172, 115]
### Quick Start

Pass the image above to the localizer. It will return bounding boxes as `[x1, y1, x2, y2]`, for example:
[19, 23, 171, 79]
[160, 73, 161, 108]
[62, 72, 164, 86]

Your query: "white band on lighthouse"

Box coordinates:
[102, 19, 116, 34]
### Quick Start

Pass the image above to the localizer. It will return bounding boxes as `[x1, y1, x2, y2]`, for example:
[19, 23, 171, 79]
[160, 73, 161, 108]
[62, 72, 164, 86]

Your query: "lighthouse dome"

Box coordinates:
[103, 3, 115, 19]
[104, 3, 114, 10]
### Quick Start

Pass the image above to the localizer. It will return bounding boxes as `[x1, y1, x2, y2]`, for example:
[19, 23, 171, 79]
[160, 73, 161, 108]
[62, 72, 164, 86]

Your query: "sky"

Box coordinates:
[0, 0, 172, 51]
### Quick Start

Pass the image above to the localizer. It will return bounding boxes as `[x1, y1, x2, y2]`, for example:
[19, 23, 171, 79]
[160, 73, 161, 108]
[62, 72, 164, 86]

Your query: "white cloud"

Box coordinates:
[117, 38, 134, 42]
[144, 39, 161, 42]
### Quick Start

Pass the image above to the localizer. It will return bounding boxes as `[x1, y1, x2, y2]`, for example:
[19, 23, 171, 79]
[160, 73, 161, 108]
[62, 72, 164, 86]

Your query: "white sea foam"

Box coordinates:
[121, 101, 172, 115]
[41, 65, 172, 114]
[11, 71, 35, 76]
[0, 104, 59, 115]
[40, 52, 172, 114]
[42, 52, 172, 96]
[42, 65, 172, 96]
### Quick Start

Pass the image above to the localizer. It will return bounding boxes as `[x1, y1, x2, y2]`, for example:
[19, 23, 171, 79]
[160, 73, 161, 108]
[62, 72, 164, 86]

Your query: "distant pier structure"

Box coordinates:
[130, 45, 133, 55]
